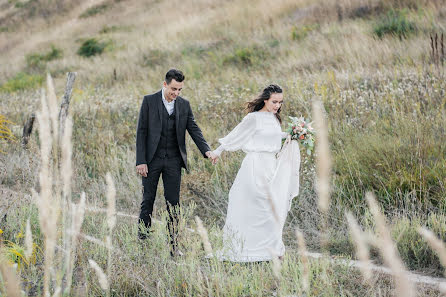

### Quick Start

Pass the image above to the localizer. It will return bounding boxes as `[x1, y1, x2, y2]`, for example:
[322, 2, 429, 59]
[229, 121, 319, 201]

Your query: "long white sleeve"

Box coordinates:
[213, 113, 257, 156]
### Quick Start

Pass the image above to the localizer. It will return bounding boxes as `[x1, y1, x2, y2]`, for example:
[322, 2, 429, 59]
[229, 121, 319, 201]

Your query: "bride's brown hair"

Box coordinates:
[245, 84, 283, 123]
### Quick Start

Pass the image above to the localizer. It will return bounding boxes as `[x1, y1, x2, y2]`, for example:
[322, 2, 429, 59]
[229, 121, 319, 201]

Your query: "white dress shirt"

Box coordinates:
[161, 88, 175, 115]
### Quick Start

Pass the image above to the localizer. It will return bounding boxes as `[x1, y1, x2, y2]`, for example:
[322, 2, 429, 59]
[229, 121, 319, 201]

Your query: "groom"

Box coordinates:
[136, 69, 217, 250]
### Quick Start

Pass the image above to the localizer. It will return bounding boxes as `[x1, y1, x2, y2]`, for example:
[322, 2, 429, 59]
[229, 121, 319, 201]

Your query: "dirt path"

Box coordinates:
[84, 206, 446, 289]
[302, 251, 446, 287]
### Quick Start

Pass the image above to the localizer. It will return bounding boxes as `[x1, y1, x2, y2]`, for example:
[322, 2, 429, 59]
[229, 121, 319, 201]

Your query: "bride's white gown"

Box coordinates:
[213, 111, 300, 262]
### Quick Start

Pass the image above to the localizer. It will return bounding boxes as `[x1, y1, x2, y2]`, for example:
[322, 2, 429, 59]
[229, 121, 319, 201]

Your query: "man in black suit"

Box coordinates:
[136, 69, 217, 253]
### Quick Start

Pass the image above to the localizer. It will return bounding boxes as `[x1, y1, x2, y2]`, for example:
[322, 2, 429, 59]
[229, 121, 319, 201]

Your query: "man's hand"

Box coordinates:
[205, 151, 219, 165]
[136, 164, 148, 177]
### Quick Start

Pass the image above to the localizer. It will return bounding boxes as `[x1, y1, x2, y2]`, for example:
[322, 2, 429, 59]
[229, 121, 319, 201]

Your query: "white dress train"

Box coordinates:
[213, 111, 300, 262]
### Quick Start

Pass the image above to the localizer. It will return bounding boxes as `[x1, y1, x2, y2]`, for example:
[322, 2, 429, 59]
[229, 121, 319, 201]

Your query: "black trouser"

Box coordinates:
[138, 155, 182, 246]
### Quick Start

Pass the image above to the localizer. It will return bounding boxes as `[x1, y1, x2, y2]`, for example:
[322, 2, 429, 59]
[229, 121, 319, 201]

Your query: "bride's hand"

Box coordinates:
[284, 134, 291, 145]
[206, 151, 219, 165]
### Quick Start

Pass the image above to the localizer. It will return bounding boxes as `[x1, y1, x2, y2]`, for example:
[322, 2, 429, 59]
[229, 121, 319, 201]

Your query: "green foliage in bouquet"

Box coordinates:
[287, 116, 315, 156]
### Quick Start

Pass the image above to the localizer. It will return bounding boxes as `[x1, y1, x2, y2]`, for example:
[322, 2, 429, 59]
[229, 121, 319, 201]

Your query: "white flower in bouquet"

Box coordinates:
[286, 116, 315, 156]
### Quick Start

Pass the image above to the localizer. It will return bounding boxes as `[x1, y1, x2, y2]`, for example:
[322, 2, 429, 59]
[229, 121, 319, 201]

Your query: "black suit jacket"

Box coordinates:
[136, 90, 210, 170]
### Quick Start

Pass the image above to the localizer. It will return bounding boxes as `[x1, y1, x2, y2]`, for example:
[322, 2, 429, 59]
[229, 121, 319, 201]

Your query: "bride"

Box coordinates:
[212, 84, 300, 262]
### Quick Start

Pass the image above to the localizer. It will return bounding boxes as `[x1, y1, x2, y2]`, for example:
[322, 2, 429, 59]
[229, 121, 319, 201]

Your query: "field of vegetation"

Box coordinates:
[0, 0, 445, 296]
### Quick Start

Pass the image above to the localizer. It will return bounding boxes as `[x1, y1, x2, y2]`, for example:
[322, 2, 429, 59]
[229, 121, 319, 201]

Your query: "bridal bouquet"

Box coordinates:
[286, 116, 315, 156]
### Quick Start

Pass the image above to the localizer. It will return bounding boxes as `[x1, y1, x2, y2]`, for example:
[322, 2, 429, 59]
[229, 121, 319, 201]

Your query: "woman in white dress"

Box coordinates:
[212, 84, 300, 262]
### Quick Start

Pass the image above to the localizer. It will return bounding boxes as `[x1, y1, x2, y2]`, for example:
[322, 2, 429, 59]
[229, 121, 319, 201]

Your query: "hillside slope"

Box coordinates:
[0, 0, 445, 295]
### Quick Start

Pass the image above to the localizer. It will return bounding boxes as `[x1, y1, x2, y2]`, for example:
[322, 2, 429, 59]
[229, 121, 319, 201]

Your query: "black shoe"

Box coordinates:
[138, 228, 154, 240]
[138, 232, 148, 240]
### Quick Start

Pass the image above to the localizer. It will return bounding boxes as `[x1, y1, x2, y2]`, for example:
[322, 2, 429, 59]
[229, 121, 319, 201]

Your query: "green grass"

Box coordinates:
[2, 201, 441, 296]
[77, 38, 108, 57]
[291, 24, 319, 41]
[393, 214, 446, 274]
[79, 3, 111, 18]
[374, 9, 417, 39]
[223, 46, 269, 67]
[25, 45, 63, 70]
[0, 72, 43, 93]
[142, 49, 169, 67]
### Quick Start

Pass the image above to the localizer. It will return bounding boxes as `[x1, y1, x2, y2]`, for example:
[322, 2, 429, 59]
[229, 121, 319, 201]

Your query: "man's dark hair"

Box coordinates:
[165, 69, 185, 84]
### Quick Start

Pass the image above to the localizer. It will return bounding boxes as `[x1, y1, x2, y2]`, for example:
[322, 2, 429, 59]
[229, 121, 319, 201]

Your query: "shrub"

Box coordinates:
[223, 46, 267, 66]
[373, 9, 417, 39]
[0, 72, 43, 93]
[14, 1, 31, 9]
[77, 38, 107, 57]
[291, 24, 318, 41]
[142, 49, 168, 67]
[25, 45, 63, 69]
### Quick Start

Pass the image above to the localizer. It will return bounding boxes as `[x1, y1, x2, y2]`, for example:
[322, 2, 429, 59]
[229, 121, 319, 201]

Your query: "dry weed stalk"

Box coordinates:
[296, 229, 310, 292]
[312, 99, 331, 249]
[88, 259, 109, 292]
[46, 73, 62, 211]
[25, 219, 33, 261]
[64, 192, 86, 295]
[52, 286, 61, 297]
[60, 116, 73, 294]
[46, 73, 59, 143]
[0, 261, 22, 297]
[418, 227, 446, 277]
[366, 192, 414, 297]
[77, 233, 109, 249]
[312, 99, 331, 213]
[35, 74, 74, 296]
[105, 173, 116, 297]
[36, 86, 60, 297]
[345, 211, 372, 282]
[269, 250, 282, 280]
[195, 216, 213, 255]
[61, 116, 73, 209]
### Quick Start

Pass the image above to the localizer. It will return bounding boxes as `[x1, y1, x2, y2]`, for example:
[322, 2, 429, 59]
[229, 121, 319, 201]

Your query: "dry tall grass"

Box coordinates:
[10, 73, 117, 296]
[296, 229, 310, 292]
[0, 261, 21, 297]
[195, 216, 213, 255]
[0, 0, 445, 295]
[312, 99, 331, 213]
[419, 228, 446, 276]
[346, 211, 372, 283]
[366, 192, 415, 297]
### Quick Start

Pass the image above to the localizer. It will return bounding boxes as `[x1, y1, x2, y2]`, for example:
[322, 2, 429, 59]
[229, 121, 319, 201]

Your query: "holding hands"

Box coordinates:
[137, 151, 217, 177]
[206, 151, 219, 165]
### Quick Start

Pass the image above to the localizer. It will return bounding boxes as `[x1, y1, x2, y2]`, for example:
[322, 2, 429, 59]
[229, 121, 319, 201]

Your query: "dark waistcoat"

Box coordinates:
[154, 106, 181, 159]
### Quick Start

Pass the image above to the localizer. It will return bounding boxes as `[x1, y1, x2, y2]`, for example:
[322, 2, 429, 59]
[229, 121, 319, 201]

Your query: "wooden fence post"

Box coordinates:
[21, 72, 77, 148]
[21, 113, 35, 148]
[58, 72, 76, 137]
